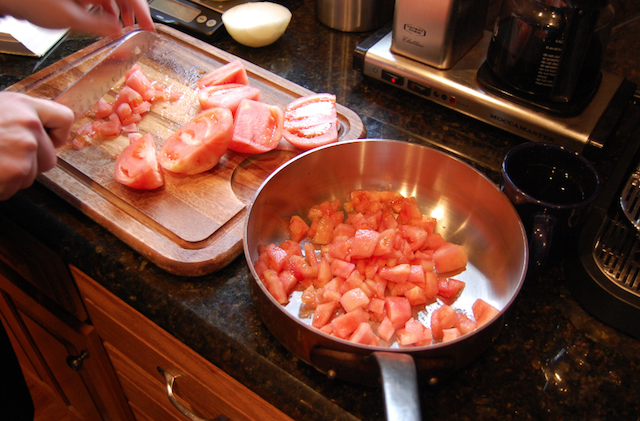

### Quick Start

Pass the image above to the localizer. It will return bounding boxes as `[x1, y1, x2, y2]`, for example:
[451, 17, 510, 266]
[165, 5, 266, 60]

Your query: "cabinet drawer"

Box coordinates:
[104, 342, 183, 421]
[72, 267, 292, 421]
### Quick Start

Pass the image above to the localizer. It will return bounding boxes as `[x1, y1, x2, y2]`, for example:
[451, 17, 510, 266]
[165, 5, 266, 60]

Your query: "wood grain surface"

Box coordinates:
[6, 25, 366, 276]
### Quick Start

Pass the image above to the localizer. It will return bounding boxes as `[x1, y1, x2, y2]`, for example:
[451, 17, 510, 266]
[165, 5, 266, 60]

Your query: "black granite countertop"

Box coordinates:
[2, 1, 640, 420]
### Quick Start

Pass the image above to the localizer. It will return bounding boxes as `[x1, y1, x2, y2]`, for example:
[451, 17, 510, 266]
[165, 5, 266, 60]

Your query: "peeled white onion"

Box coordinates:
[222, 2, 292, 48]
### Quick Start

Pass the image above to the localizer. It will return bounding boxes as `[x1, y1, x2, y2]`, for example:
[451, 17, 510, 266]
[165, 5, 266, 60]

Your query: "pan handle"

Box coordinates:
[373, 352, 422, 421]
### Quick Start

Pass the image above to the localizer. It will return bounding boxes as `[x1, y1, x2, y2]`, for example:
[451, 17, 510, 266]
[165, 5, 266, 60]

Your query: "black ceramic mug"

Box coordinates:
[502, 142, 602, 279]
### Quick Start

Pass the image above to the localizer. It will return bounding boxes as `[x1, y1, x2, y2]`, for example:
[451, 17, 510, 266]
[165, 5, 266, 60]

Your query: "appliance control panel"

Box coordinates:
[354, 29, 633, 158]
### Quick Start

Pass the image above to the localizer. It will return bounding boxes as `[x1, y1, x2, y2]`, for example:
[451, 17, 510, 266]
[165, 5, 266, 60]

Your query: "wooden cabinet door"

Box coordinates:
[0, 261, 135, 421]
[73, 266, 293, 421]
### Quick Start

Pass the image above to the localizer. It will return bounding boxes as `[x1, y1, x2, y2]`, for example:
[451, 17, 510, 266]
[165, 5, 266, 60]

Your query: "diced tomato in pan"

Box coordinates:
[312, 301, 340, 329]
[349, 322, 376, 345]
[472, 299, 500, 327]
[331, 307, 369, 339]
[433, 243, 468, 274]
[340, 287, 370, 313]
[385, 296, 412, 329]
[288, 215, 309, 242]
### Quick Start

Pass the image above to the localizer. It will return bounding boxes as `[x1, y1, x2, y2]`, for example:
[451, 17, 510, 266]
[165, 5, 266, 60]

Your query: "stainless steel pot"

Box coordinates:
[244, 139, 528, 420]
[316, 0, 395, 32]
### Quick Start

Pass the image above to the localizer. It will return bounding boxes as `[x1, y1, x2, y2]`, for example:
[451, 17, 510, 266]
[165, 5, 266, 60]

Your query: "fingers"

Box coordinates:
[32, 98, 74, 148]
[26, 96, 73, 172]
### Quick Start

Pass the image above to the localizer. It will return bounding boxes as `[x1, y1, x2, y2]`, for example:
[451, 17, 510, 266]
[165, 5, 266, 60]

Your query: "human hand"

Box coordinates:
[0, 0, 155, 37]
[0, 93, 73, 200]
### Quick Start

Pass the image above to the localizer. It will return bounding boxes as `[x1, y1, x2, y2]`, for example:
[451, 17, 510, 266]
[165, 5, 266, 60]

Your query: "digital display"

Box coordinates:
[150, 0, 200, 22]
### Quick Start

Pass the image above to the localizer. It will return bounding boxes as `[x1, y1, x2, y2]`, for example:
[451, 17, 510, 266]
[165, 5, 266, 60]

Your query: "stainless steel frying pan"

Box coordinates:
[244, 139, 528, 420]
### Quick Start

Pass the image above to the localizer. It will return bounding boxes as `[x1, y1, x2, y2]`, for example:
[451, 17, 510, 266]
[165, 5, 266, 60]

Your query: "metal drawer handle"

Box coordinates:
[157, 367, 230, 421]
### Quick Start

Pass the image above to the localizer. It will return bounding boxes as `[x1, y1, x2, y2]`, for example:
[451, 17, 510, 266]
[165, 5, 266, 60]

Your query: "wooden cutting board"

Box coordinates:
[6, 25, 366, 276]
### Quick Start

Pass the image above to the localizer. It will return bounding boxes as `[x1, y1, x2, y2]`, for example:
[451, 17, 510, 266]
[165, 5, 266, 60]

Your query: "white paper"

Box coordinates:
[0, 16, 68, 57]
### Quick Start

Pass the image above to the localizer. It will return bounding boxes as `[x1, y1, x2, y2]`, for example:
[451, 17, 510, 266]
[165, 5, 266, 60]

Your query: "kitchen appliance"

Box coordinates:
[568, 99, 640, 340]
[316, 0, 395, 32]
[353, 0, 637, 159]
[479, 0, 614, 116]
[148, 0, 251, 39]
[390, 0, 489, 69]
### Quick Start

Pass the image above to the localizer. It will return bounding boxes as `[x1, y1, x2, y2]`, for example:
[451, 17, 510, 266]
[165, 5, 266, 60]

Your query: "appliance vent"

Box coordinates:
[594, 211, 640, 294]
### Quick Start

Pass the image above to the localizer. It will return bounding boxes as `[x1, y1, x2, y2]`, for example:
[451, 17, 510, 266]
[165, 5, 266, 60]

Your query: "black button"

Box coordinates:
[381, 70, 404, 86]
[408, 80, 431, 97]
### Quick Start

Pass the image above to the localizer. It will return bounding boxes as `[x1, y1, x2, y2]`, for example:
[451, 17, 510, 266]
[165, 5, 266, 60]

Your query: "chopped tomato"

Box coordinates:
[385, 296, 412, 329]
[88, 98, 114, 119]
[159, 107, 234, 175]
[433, 243, 468, 274]
[96, 113, 122, 138]
[198, 83, 260, 113]
[340, 287, 370, 313]
[282, 93, 339, 151]
[254, 189, 488, 349]
[113, 133, 164, 190]
[197, 60, 250, 89]
[288, 215, 309, 242]
[114, 85, 144, 109]
[125, 67, 153, 95]
[331, 307, 369, 339]
[228, 99, 284, 154]
[349, 322, 376, 345]
[472, 299, 500, 327]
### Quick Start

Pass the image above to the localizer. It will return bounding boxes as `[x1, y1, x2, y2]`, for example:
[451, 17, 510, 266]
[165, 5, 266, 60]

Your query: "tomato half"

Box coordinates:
[198, 83, 260, 113]
[282, 93, 339, 151]
[228, 99, 284, 154]
[159, 107, 234, 175]
[197, 60, 250, 89]
[114, 133, 164, 190]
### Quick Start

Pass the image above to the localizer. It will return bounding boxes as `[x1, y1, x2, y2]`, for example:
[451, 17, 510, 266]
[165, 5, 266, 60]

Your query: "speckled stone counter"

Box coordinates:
[2, 1, 640, 420]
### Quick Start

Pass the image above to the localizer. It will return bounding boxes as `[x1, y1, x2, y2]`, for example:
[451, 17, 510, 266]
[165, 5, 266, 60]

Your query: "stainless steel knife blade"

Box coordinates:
[55, 30, 158, 119]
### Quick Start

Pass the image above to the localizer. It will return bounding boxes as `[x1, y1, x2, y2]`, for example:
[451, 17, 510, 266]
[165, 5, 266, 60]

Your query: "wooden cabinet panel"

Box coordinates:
[72, 266, 293, 421]
[104, 343, 183, 421]
[0, 261, 135, 421]
[0, 214, 87, 321]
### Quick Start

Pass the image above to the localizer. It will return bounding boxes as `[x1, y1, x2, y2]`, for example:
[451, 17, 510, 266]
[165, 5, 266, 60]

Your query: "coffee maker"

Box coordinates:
[353, 0, 637, 159]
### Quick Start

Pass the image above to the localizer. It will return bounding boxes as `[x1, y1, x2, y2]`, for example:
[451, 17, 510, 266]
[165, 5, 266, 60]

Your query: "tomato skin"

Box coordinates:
[228, 99, 284, 154]
[198, 83, 260, 113]
[114, 133, 164, 190]
[197, 60, 250, 89]
[159, 107, 234, 175]
[282, 93, 339, 151]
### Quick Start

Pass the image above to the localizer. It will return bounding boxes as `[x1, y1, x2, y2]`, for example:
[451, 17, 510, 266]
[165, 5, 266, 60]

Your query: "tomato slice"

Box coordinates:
[198, 83, 261, 114]
[228, 99, 284, 154]
[282, 93, 339, 151]
[159, 107, 234, 175]
[114, 133, 164, 190]
[197, 60, 250, 89]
